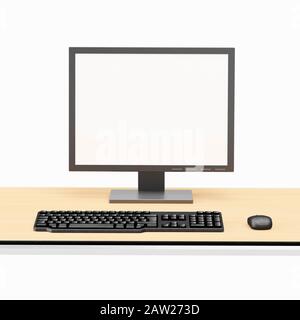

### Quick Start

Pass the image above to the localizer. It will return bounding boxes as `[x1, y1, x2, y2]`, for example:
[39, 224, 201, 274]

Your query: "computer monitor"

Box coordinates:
[69, 47, 234, 203]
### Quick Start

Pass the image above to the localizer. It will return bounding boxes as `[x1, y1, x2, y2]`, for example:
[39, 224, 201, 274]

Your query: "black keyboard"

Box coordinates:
[34, 211, 224, 232]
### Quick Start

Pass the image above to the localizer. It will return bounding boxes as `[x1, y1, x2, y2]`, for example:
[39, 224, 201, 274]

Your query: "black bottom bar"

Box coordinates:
[0, 300, 298, 319]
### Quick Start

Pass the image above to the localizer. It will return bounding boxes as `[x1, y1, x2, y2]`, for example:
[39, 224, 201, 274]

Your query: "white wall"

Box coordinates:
[1, 0, 300, 188]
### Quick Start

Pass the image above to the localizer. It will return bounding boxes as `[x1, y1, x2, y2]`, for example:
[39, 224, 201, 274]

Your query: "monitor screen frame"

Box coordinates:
[69, 47, 234, 172]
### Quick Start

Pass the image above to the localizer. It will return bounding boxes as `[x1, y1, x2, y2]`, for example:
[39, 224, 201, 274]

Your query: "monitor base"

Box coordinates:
[109, 190, 193, 204]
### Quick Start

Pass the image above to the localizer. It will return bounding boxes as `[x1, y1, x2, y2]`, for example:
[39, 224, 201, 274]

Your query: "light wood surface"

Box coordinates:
[0, 188, 299, 243]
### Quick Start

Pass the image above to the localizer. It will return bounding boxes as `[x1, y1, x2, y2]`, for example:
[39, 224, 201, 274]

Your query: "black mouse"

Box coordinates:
[247, 215, 272, 230]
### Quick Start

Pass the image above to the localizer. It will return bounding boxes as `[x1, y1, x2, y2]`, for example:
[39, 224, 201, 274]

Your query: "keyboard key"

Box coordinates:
[36, 220, 47, 225]
[38, 213, 47, 217]
[193, 224, 206, 227]
[146, 223, 157, 228]
[69, 224, 114, 229]
[36, 223, 47, 227]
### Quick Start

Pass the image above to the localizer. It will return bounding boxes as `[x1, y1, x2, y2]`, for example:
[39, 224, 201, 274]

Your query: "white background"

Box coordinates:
[1, 0, 300, 300]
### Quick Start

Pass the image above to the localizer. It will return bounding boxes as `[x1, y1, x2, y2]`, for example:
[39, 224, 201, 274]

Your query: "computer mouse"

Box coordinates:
[247, 215, 272, 230]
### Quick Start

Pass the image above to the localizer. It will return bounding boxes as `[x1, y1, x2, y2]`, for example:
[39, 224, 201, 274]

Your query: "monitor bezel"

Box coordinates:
[69, 47, 234, 172]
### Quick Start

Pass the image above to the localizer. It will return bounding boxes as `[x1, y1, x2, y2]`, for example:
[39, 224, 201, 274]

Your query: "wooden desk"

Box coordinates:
[0, 188, 299, 244]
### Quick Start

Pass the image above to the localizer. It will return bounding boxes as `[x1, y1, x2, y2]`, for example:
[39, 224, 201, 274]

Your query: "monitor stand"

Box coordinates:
[109, 172, 193, 203]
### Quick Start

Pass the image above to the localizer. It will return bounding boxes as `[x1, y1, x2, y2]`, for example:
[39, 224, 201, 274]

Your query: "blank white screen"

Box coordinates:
[75, 53, 228, 166]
